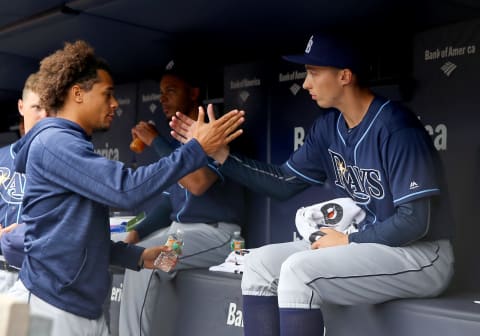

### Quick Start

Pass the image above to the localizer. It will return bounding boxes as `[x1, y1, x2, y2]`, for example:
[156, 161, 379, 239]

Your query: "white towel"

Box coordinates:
[209, 249, 251, 274]
[295, 197, 365, 240]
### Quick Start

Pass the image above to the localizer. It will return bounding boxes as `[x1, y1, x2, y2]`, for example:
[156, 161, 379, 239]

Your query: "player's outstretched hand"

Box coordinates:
[170, 104, 244, 157]
[170, 111, 195, 144]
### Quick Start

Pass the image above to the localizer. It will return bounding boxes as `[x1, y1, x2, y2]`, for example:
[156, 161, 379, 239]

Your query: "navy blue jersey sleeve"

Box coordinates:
[109, 240, 145, 270]
[385, 128, 441, 205]
[219, 153, 312, 200]
[349, 198, 430, 246]
[135, 194, 172, 239]
[206, 158, 225, 183]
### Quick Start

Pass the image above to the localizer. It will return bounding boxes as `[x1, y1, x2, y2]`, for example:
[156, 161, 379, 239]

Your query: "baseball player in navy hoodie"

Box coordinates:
[170, 33, 455, 336]
[9, 40, 244, 336]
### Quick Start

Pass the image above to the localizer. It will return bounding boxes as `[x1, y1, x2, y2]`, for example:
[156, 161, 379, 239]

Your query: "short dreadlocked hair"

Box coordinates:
[36, 40, 111, 112]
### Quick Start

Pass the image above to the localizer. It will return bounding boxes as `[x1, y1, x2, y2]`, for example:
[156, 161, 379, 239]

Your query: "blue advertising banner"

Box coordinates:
[224, 62, 271, 248]
[411, 19, 480, 291]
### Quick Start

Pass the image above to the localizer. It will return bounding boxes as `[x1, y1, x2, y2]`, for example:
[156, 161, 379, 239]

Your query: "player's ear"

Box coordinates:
[339, 69, 353, 84]
[18, 99, 25, 116]
[190, 87, 200, 102]
[72, 85, 84, 103]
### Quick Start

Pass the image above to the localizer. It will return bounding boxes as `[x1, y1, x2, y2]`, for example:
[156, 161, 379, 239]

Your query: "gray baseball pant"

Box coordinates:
[242, 239, 454, 308]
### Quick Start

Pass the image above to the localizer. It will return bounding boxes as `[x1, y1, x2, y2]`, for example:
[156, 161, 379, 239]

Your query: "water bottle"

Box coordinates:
[230, 231, 245, 251]
[154, 228, 184, 272]
[167, 228, 184, 255]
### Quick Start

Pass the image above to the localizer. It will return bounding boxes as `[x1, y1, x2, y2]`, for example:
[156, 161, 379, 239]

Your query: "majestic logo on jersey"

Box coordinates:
[329, 150, 384, 203]
[0, 167, 26, 204]
[409, 181, 419, 190]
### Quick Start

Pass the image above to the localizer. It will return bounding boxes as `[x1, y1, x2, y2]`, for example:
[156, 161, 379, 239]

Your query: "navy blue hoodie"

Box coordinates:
[13, 117, 208, 319]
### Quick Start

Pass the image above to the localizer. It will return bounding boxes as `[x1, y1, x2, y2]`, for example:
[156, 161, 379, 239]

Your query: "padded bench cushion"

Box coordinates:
[108, 268, 480, 336]
[322, 291, 480, 336]
[174, 269, 244, 336]
[171, 270, 480, 336]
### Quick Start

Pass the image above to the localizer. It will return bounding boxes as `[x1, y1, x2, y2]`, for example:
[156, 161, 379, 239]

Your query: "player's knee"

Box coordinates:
[278, 255, 309, 290]
[241, 247, 279, 295]
[281, 254, 308, 282]
[277, 256, 316, 307]
[244, 245, 278, 273]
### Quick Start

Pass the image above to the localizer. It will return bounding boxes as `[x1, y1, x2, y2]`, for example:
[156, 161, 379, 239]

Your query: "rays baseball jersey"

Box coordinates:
[0, 142, 25, 227]
[286, 96, 453, 241]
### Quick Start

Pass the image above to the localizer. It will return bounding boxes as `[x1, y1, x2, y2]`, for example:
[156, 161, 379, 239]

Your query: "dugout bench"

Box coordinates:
[108, 267, 480, 336]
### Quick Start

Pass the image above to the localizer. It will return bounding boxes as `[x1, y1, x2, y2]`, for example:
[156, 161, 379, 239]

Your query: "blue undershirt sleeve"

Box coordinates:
[135, 195, 172, 239]
[109, 241, 145, 270]
[151, 136, 174, 157]
[219, 153, 311, 200]
[349, 197, 431, 246]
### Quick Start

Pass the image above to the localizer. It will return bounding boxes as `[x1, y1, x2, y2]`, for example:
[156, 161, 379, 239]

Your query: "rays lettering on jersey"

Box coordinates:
[329, 150, 384, 203]
[0, 167, 25, 204]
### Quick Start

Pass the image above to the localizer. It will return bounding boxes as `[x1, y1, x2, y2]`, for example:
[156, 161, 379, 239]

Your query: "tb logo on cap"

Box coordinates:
[305, 35, 314, 54]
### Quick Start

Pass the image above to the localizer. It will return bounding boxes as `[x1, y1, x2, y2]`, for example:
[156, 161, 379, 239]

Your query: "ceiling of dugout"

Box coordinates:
[0, 0, 479, 113]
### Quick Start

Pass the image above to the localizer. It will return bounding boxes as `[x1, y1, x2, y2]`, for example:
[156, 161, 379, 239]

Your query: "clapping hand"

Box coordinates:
[170, 104, 244, 163]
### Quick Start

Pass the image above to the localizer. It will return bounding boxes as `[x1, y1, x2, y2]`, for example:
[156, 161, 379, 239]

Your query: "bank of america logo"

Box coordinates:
[440, 61, 457, 77]
[290, 83, 301, 96]
[149, 103, 157, 113]
[239, 90, 250, 102]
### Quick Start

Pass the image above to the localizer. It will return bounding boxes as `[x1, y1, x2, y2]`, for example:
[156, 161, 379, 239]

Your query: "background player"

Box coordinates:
[118, 63, 245, 336]
[0, 73, 48, 292]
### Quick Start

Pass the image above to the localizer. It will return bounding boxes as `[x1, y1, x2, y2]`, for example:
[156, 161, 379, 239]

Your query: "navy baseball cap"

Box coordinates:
[162, 59, 202, 87]
[283, 33, 361, 72]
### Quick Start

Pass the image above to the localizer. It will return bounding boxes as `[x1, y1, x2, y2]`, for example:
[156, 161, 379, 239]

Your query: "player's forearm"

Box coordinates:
[219, 153, 309, 200]
[177, 167, 218, 195]
[349, 198, 431, 246]
[109, 240, 145, 270]
[152, 137, 218, 195]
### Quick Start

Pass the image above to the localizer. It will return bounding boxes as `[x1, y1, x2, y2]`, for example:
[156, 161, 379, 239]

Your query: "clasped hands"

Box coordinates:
[170, 104, 244, 162]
